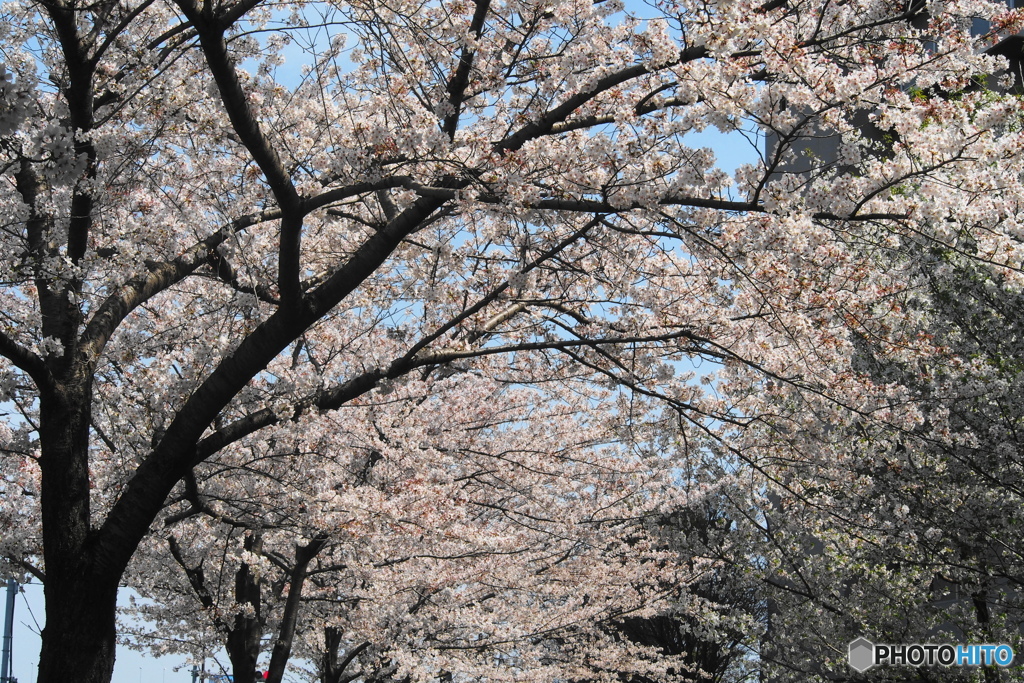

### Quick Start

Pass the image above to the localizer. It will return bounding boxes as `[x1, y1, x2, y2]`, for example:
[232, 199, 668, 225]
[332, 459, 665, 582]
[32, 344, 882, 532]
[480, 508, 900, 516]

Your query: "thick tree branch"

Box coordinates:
[303, 177, 417, 214]
[266, 535, 330, 683]
[166, 534, 230, 632]
[93, 191, 450, 579]
[80, 207, 282, 363]
[442, 0, 493, 138]
[45, 1, 97, 272]
[496, 45, 709, 153]
[0, 330, 51, 390]
[385, 177, 760, 213]
[177, 0, 303, 303]
[93, 0, 159, 63]
[82, 171, 422, 365]
[193, 326, 715, 462]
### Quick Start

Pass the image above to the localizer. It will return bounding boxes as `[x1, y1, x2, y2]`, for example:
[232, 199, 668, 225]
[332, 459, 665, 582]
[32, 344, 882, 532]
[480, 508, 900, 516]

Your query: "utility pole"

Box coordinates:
[1, 579, 16, 683]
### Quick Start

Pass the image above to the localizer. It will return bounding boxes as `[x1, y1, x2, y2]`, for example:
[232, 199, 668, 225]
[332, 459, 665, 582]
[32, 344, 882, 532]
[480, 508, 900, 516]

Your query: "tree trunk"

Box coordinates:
[35, 382, 121, 683]
[321, 628, 369, 683]
[227, 534, 265, 683]
[36, 577, 118, 683]
[265, 537, 326, 683]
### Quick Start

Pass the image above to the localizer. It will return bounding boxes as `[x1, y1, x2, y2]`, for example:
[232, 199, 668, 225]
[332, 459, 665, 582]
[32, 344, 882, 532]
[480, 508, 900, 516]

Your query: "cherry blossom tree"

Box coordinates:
[1, 0, 1023, 680]
[122, 373, 708, 682]
[734, 73, 1024, 676]
[742, 240, 1024, 681]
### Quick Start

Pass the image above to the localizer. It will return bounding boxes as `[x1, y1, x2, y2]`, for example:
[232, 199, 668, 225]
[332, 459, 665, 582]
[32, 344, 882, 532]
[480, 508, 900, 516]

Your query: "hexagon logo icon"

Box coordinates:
[849, 637, 875, 672]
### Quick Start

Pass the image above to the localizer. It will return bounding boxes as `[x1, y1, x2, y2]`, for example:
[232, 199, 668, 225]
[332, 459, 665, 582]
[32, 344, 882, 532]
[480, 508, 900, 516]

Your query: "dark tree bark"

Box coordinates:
[319, 628, 371, 683]
[227, 534, 265, 683]
[265, 537, 328, 683]
[36, 381, 119, 683]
